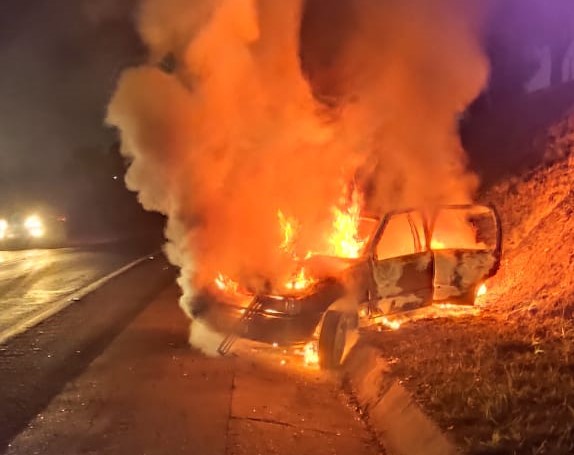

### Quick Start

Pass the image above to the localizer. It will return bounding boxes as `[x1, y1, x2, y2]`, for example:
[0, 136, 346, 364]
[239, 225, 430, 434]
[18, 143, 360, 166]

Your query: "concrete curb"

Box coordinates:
[343, 344, 460, 455]
[0, 253, 159, 345]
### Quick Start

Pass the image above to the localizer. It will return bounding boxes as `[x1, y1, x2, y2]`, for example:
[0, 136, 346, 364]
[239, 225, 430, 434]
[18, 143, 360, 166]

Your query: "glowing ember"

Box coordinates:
[426, 303, 479, 318]
[285, 268, 315, 291]
[476, 283, 487, 298]
[435, 302, 464, 310]
[214, 273, 239, 293]
[430, 239, 446, 250]
[379, 316, 402, 331]
[303, 341, 319, 366]
[328, 190, 365, 259]
[372, 303, 480, 332]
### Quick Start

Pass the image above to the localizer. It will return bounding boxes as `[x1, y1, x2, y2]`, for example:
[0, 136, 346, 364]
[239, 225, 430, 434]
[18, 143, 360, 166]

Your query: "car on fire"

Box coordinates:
[0, 210, 67, 249]
[203, 204, 501, 369]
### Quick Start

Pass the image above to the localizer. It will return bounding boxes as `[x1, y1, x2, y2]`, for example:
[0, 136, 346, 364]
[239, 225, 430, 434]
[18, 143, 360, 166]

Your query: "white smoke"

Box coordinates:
[107, 0, 489, 354]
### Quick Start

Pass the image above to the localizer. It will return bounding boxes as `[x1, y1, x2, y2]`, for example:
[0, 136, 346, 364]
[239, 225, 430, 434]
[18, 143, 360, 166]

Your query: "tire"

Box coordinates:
[318, 310, 350, 370]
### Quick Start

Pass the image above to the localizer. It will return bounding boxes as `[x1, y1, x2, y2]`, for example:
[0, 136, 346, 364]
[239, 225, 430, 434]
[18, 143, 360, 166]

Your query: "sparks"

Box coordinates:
[303, 341, 319, 366]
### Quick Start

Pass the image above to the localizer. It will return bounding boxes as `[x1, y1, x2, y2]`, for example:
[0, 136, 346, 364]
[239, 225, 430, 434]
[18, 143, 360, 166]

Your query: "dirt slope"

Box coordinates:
[484, 112, 574, 318]
[361, 107, 574, 454]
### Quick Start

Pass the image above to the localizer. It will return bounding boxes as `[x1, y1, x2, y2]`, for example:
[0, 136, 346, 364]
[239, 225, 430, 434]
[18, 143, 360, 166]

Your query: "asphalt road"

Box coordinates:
[0, 244, 154, 339]
[2, 284, 382, 455]
[0, 254, 175, 452]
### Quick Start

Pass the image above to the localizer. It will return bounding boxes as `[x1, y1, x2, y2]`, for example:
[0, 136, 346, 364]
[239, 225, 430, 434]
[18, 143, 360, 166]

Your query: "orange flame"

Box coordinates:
[214, 273, 239, 293]
[476, 283, 487, 298]
[278, 210, 298, 254]
[379, 316, 402, 331]
[430, 239, 446, 250]
[327, 190, 365, 259]
[216, 188, 367, 295]
[430, 207, 490, 251]
[303, 341, 319, 366]
[285, 267, 315, 291]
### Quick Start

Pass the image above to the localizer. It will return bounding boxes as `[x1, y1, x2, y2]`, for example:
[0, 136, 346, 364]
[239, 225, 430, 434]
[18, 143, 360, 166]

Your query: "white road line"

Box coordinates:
[0, 253, 159, 346]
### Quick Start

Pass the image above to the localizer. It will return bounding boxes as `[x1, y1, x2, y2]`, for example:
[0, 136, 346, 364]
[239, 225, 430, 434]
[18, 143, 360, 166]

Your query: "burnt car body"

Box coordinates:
[208, 204, 502, 368]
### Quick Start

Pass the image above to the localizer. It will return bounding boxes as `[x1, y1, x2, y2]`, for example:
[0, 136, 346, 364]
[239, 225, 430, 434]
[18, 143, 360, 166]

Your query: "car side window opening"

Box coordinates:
[375, 212, 426, 260]
[431, 207, 496, 251]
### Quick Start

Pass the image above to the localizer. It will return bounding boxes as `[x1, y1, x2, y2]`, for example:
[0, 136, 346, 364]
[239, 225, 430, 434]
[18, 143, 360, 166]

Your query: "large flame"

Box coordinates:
[216, 187, 367, 294]
[327, 190, 365, 259]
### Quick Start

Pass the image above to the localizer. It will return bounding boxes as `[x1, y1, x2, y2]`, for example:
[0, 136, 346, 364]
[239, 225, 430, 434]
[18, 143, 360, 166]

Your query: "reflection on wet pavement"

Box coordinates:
[0, 247, 144, 335]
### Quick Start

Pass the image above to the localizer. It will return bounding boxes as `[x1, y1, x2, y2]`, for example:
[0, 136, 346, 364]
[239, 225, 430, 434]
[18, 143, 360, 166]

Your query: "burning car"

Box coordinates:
[200, 204, 501, 369]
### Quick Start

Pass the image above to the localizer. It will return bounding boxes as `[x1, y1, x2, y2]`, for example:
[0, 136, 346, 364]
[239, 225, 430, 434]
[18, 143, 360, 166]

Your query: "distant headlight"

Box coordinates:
[0, 219, 7, 239]
[24, 215, 42, 229]
[24, 215, 45, 238]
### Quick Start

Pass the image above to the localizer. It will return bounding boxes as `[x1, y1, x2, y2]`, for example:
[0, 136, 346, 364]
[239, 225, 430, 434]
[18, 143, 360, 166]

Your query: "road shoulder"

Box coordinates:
[0, 255, 175, 451]
[5, 285, 381, 455]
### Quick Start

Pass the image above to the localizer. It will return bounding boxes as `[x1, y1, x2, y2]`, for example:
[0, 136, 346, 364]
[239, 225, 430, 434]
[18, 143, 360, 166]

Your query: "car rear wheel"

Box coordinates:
[318, 310, 351, 370]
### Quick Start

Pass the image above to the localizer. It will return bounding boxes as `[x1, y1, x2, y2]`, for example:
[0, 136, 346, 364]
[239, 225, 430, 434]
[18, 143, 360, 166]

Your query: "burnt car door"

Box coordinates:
[430, 204, 502, 304]
[367, 210, 434, 315]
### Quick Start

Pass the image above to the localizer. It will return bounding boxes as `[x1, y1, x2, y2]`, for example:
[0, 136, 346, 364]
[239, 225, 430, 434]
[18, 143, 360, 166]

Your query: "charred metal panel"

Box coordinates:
[239, 280, 345, 345]
[433, 249, 496, 302]
[339, 260, 372, 302]
[372, 252, 434, 314]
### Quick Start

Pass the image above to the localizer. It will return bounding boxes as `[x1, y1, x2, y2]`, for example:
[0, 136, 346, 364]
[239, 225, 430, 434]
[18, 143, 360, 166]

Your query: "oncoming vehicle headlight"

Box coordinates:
[0, 219, 7, 239]
[24, 215, 45, 238]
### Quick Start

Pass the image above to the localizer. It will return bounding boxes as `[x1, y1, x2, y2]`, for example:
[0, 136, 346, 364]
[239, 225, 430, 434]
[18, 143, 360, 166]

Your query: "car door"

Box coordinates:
[369, 210, 434, 315]
[430, 204, 502, 304]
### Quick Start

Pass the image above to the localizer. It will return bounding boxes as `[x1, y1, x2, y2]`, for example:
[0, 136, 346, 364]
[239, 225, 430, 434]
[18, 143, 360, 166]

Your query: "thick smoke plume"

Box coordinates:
[331, 0, 487, 212]
[107, 0, 488, 352]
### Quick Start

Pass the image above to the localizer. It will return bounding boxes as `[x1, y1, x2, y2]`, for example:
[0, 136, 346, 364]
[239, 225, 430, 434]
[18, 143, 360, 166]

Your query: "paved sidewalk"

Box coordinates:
[5, 285, 381, 455]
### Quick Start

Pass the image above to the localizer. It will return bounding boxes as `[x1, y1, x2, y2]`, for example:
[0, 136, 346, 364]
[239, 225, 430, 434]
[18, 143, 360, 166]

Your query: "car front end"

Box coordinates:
[195, 277, 346, 348]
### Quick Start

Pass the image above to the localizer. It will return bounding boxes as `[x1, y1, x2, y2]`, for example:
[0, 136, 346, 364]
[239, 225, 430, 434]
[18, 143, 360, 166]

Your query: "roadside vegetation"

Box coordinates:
[364, 107, 574, 454]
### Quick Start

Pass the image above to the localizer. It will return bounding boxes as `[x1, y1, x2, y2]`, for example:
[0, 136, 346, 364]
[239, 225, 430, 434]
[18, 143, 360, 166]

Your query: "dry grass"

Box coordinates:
[362, 312, 574, 454]
[360, 115, 574, 454]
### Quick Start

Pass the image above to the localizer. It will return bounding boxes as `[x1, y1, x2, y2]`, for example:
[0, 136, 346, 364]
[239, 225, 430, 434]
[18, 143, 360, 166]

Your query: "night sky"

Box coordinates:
[0, 0, 141, 210]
